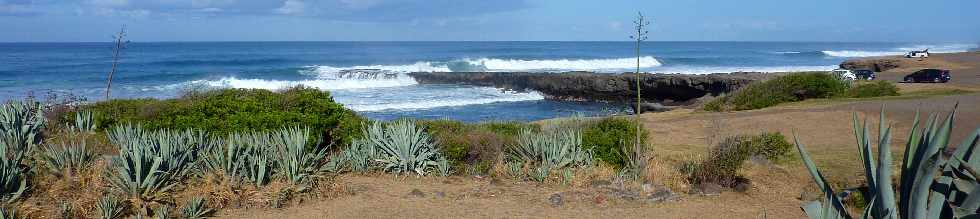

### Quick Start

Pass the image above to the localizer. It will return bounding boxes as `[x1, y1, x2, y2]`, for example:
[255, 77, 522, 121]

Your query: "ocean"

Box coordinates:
[0, 41, 975, 121]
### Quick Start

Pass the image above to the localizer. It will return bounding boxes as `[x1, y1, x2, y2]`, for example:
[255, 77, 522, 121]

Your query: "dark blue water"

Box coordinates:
[1, 41, 975, 121]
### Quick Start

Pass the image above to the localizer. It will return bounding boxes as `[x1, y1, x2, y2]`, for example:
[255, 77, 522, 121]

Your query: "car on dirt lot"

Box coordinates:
[832, 69, 857, 80]
[904, 69, 950, 83]
[905, 49, 929, 58]
[853, 69, 876, 80]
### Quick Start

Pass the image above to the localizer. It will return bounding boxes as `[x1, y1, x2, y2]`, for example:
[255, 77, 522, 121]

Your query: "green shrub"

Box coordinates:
[686, 135, 753, 187]
[846, 80, 899, 98]
[581, 117, 647, 169]
[746, 132, 793, 162]
[420, 120, 534, 175]
[685, 132, 792, 187]
[705, 72, 849, 111]
[74, 87, 363, 146]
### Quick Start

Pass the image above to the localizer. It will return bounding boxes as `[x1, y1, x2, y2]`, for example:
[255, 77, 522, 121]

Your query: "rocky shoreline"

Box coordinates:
[408, 71, 769, 106]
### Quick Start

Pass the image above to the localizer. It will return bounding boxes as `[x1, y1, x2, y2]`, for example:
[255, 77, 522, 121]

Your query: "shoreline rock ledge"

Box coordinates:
[407, 72, 766, 105]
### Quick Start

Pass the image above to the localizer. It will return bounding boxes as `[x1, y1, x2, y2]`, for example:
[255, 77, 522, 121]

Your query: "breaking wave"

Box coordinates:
[341, 88, 545, 112]
[459, 56, 662, 71]
[302, 56, 663, 74]
[821, 43, 977, 58]
[186, 75, 417, 90]
[651, 65, 838, 75]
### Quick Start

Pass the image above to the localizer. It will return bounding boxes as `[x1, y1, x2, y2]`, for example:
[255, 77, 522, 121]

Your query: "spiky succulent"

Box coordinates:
[180, 196, 213, 219]
[271, 126, 327, 184]
[795, 106, 980, 219]
[106, 125, 212, 203]
[42, 137, 95, 177]
[0, 207, 22, 219]
[359, 121, 446, 176]
[74, 111, 97, 133]
[203, 131, 271, 186]
[510, 128, 593, 170]
[0, 101, 43, 204]
[97, 195, 126, 219]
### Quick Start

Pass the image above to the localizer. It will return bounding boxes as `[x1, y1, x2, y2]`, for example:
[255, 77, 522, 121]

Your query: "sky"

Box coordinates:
[1, 0, 978, 42]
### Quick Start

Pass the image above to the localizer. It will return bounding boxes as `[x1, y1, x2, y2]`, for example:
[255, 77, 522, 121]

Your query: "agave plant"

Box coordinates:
[271, 126, 327, 184]
[42, 136, 95, 177]
[340, 139, 378, 173]
[0, 207, 22, 219]
[106, 125, 212, 205]
[360, 121, 445, 176]
[509, 128, 593, 171]
[795, 107, 980, 219]
[59, 201, 73, 219]
[0, 101, 40, 204]
[97, 195, 126, 219]
[0, 144, 27, 204]
[180, 196, 213, 219]
[0, 101, 45, 155]
[74, 111, 97, 133]
[203, 131, 271, 186]
[152, 205, 170, 219]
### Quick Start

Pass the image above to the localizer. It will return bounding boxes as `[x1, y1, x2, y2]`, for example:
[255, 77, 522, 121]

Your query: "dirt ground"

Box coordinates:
[217, 53, 980, 219]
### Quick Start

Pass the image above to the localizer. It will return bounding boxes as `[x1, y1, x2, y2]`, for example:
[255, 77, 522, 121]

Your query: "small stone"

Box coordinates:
[647, 189, 676, 203]
[549, 193, 563, 207]
[589, 179, 612, 188]
[435, 191, 446, 198]
[697, 183, 723, 196]
[641, 183, 654, 193]
[593, 194, 607, 205]
[733, 180, 752, 193]
[489, 178, 504, 186]
[408, 189, 426, 198]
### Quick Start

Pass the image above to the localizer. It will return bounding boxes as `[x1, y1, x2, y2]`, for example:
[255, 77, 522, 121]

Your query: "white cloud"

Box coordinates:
[275, 0, 305, 15]
[608, 21, 622, 30]
[85, 0, 129, 8]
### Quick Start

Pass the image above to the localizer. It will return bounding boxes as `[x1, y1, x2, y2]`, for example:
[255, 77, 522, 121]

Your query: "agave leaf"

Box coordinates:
[794, 134, 851, 219]
[873, 121, 897, 219]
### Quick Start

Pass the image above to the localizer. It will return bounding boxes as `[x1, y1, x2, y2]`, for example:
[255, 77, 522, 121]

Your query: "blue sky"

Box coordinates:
[1, 0, 978, 42]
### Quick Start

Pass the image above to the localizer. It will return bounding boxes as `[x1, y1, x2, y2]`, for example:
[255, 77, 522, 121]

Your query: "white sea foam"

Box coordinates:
[651, 65, 838, 75]
[820, 50, 905, 58]
[822, 43, 978, 58]
[463, 56, 662, 71]
[308, 62, 451, 74]
[341, 88, 545, 112]
[301, 56, 663, 74]
[190, 76, 417, 90]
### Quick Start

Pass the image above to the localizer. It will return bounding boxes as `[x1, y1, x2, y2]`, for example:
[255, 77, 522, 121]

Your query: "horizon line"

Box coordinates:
[0, 40, 970, 44]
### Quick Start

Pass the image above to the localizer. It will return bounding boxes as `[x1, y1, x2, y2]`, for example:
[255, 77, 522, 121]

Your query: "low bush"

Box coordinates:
[684, 132, 792, 187]
[704, 72, 850, 111]
[581, 117, 647, 169]
[419, 120, 535, 175]
[845, 80, 899, 98]
[69, 87, 364, 146]
[746, 132, 793, 162]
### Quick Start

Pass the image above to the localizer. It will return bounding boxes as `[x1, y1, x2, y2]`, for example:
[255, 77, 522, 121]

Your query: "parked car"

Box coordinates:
[905, 49, 929, 58]
[904, 69, 950, 83]
[853, 69, 876, 80]
[832, 69, 857, 80]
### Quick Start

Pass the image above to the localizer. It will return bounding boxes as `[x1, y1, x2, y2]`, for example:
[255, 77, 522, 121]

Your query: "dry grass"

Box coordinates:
[18, 159, 109, 218]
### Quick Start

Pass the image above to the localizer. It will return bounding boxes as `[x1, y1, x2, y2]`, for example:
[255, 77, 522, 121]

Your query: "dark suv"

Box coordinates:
[904, 69, 950, 83]
[853, 69, 876, 80]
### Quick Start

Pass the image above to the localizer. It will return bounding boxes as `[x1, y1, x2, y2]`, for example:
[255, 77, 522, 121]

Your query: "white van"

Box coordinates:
[832, 69, 856, 81]
[905, 49, 929, 58]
